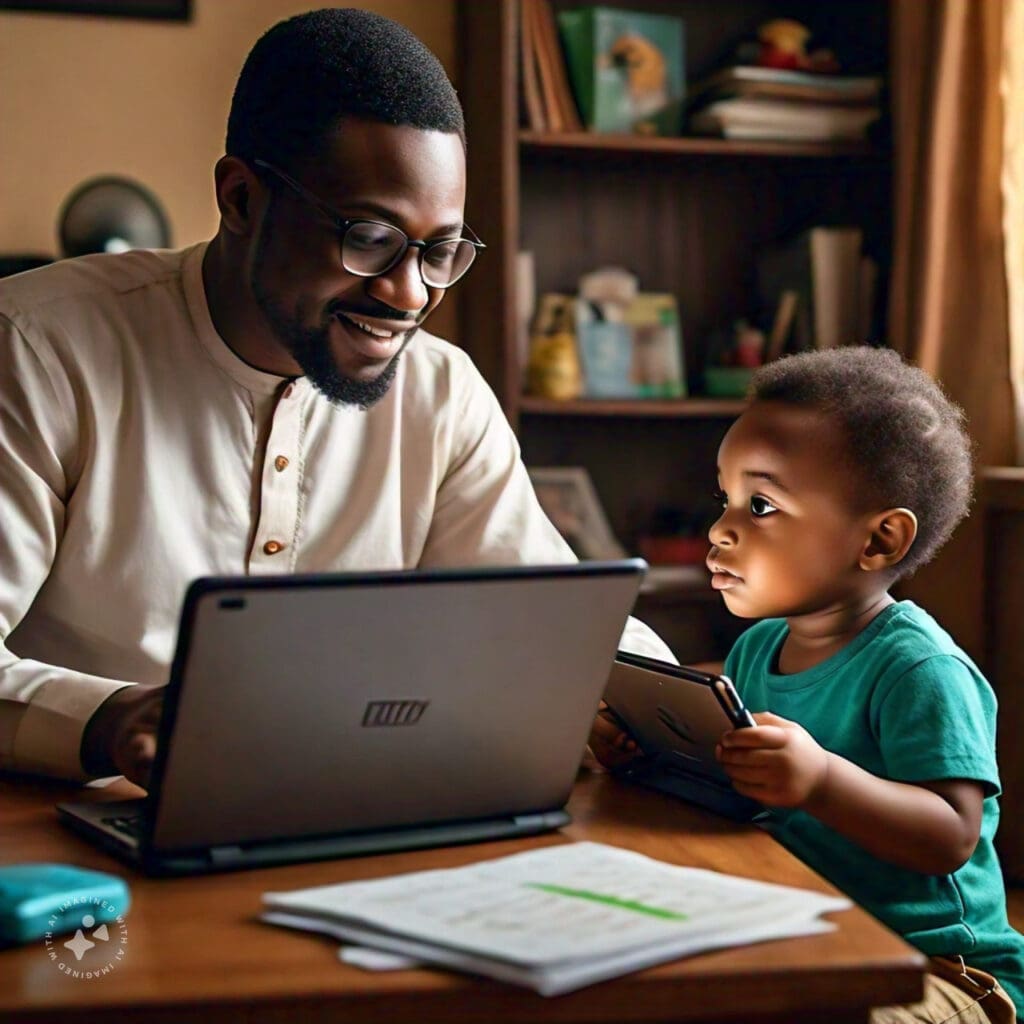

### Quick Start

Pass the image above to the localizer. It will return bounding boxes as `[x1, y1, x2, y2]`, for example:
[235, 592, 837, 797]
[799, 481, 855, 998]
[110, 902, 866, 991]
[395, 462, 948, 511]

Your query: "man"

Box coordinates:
[0, 9, 669, 788]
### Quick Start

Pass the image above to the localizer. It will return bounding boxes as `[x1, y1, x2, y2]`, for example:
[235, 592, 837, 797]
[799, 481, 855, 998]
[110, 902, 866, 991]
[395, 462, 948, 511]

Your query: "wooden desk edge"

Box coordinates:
[0, 771, 926, 1023]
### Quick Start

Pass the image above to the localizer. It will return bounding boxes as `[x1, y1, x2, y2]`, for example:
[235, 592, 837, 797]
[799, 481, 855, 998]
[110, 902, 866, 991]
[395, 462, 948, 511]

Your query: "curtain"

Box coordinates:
[1005, 0, 1024, 457]
[889, 0, 1017, 658]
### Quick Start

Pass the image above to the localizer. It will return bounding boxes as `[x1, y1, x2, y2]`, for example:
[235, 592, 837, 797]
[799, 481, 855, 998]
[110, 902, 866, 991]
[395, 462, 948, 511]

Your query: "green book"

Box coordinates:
[557, 6, 685, 135]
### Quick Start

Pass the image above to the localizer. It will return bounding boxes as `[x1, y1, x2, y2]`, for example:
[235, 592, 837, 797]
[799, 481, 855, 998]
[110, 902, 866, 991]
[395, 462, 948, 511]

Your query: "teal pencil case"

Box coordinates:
[0, 863, 130, 946]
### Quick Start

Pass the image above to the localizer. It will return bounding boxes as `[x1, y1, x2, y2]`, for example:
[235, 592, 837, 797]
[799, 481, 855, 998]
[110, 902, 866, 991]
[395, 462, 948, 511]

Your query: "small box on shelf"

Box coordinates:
[703, 366, 756, 398]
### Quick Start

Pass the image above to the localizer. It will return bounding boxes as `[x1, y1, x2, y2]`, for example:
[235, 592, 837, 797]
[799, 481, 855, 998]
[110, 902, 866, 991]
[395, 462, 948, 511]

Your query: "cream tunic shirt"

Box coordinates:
[0, 244, 671, 780]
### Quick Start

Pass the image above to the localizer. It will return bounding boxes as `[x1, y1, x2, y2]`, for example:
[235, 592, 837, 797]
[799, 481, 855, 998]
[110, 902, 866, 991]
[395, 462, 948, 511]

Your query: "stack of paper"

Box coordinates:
[687, 67, 883, 142]
[691, 97, 880, 141]
[263, 841, 851, 996]
[689, 66, 882, 105]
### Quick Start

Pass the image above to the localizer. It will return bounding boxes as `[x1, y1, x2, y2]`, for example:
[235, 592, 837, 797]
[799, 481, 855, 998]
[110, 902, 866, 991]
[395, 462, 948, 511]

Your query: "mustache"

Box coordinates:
[328, 300, 419, 323]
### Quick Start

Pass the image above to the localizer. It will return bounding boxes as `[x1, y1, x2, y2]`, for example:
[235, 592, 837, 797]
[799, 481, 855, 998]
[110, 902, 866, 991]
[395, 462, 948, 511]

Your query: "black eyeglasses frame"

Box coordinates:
[252, 158, 485, 290]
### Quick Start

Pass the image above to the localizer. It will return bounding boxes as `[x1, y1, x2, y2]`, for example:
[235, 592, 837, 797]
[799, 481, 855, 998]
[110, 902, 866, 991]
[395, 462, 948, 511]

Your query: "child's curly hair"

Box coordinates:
[749, 347, 973, 580]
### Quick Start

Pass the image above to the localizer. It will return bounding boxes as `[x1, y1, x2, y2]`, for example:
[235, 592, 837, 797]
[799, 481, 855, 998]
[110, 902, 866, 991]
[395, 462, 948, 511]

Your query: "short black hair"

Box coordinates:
[749, 347, 973, 579]
[226, 8, 465, 170]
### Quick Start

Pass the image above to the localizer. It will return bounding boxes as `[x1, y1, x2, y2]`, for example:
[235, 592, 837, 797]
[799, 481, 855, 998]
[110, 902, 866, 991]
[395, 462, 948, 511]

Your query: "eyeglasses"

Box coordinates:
[253, 159, 485, 289]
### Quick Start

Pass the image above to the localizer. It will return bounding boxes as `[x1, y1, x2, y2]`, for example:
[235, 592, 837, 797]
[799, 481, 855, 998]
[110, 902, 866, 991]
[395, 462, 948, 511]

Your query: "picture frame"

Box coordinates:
[0, 0, 190, 19]
[528, 466, 626, 561]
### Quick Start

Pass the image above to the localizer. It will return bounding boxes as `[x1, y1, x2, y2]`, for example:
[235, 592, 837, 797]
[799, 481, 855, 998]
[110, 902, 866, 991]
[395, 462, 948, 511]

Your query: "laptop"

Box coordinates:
[58, 560, 646, 875]
[603, 651, 764, 822]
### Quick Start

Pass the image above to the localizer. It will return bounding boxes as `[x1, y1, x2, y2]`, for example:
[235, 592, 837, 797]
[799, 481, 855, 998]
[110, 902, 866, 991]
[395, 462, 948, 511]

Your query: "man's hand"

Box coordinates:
[81, 685, 165, 790]
[715, 711, 829, 808]
[586, 701, 640, 770]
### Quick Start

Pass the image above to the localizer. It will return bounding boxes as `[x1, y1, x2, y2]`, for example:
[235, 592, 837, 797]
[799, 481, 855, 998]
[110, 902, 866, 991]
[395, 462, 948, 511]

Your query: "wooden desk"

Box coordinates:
[0, 771, 924, 1024]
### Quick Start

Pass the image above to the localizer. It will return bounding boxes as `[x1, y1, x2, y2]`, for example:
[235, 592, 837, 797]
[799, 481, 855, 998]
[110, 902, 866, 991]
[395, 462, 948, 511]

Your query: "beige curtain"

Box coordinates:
[889, 0, 1017, 658]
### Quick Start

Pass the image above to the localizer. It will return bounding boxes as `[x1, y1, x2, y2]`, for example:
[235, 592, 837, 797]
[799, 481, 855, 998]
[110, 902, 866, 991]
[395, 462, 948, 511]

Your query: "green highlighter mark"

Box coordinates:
[525, 883, 688, 921]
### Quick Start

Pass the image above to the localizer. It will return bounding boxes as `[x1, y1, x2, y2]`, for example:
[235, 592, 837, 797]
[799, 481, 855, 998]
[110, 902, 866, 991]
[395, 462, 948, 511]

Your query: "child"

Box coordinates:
[709, 346, 1023, 1022]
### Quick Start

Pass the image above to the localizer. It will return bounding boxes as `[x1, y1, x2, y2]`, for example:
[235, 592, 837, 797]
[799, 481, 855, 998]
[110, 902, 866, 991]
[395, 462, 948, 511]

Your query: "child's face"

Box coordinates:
[707, 400, 877, 621]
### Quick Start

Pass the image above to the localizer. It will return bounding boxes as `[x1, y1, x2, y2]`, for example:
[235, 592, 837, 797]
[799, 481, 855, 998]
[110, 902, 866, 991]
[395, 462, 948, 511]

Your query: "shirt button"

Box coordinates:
[274, 455, 289, 472]
[263, 540, 285, 555]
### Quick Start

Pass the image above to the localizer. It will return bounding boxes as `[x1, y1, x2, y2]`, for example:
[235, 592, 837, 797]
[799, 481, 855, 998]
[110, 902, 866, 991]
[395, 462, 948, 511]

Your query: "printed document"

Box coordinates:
[263, 840, 851, 995]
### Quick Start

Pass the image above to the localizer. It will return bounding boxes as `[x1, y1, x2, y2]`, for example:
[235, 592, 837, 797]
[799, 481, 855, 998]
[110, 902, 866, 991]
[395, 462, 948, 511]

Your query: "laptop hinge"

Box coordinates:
[512, 811, 569, 830]
[209, 844, 245, 866]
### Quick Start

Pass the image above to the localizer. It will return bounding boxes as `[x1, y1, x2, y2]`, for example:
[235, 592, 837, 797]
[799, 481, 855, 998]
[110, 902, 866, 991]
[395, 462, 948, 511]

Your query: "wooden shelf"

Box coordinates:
[459, 0, 891, 663]
[519, 396, 746, 418]
[519, 131, 886, 160]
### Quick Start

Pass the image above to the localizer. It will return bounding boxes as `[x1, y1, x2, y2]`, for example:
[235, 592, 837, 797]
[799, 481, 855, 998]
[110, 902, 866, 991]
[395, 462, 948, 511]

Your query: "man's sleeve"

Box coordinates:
[0, 313, 130, 780]
[419, 352, 677, 664]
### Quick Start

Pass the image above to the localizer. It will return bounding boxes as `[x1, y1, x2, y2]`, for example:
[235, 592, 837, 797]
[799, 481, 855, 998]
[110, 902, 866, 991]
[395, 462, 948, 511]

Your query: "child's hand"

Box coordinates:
[586, 701, 639, 770]
[715, 711, 829, 808]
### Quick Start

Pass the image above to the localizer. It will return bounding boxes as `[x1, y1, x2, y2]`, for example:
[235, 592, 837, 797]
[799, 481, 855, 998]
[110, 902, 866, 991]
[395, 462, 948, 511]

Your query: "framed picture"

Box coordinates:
[0, 0, 190, 19]
[528, 466, 626, 561]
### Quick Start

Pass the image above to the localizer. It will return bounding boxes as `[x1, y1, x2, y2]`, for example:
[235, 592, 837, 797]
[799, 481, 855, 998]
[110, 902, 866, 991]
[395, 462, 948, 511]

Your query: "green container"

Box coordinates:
[703, 367, 755, 398]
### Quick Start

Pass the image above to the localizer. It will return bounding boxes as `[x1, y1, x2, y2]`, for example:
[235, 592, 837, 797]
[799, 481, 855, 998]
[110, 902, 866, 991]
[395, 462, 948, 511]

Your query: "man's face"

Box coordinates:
[250, 120, 467, 407]
[706, 401, 876, 621]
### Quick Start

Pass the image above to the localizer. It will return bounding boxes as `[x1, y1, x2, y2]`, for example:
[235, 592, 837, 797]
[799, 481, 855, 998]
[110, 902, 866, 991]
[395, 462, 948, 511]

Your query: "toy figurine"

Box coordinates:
[756, 19, 840, 74]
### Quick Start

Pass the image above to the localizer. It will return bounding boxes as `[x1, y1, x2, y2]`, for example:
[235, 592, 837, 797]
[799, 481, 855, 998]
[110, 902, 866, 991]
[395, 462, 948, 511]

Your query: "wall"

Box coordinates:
[0, 0, 458, 338]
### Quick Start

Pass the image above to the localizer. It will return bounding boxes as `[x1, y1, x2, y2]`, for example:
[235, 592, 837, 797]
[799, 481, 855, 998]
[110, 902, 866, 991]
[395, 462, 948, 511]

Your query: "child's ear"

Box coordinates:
[859, 508, 918, 572]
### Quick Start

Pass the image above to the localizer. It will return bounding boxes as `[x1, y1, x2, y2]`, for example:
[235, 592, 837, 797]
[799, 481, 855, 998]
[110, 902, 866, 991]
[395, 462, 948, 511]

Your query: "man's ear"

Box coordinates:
[859, 508, 918, 572]
[213, 156, 262, 236]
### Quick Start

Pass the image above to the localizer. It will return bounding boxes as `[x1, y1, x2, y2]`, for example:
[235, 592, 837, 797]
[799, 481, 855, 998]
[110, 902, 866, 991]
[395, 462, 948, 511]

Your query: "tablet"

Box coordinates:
[604, 651, 764, 821]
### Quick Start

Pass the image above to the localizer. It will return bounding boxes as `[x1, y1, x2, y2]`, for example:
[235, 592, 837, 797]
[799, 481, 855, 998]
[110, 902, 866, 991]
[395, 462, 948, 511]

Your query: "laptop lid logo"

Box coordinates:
[362, 700, 430, 727]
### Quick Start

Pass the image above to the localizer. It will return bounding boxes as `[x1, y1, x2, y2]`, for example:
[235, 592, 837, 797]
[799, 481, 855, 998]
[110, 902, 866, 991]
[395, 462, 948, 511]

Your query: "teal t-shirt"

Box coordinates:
[725, 601, 1024, 1011]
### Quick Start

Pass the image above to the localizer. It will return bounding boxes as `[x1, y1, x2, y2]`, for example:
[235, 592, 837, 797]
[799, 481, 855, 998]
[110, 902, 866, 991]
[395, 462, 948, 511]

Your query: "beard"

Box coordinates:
[255, 291, 406, 410]
[250, 212, 414, 410]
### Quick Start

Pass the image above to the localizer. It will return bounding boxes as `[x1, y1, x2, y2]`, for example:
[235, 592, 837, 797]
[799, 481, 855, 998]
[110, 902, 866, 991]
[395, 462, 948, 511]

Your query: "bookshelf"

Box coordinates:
[457, 0, 891, 661]
[520, 130, 885, 159]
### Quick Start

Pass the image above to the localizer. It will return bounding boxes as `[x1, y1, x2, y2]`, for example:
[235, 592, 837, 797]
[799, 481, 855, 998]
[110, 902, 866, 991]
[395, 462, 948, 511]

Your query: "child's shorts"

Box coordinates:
[871, 956, 1016, 1024]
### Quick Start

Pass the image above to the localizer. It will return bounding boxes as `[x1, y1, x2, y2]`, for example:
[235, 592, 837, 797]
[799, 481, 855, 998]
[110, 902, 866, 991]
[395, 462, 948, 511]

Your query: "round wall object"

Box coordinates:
[58, 176, 171, 258]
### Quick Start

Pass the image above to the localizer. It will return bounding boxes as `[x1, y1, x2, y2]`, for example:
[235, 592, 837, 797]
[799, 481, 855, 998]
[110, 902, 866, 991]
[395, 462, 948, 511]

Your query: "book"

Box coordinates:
[576, 293, 686, 398]
[520, 0, 582, 133]
[757, 228, 865, 350]
[691, 97, 880, 141]
[557, 6, 685, 135]
[689, 66, 883, 107]
[857, 256, 879, 343]
[809, 227, 863, 348]
[516, 251, 537, 384]
[765, 288, 800, 362]
[263, 841, 852, 996]
[575, 313, 637, 398]
[625, 293, 686, 397]
[756, 236, 815, 351]
[518, 0, 547, 130]
[532, 0, 583, 132]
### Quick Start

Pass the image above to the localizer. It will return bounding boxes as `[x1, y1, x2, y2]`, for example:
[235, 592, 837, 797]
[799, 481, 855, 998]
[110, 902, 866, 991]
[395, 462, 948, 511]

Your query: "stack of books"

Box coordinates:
[688, 66, 883, 142]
